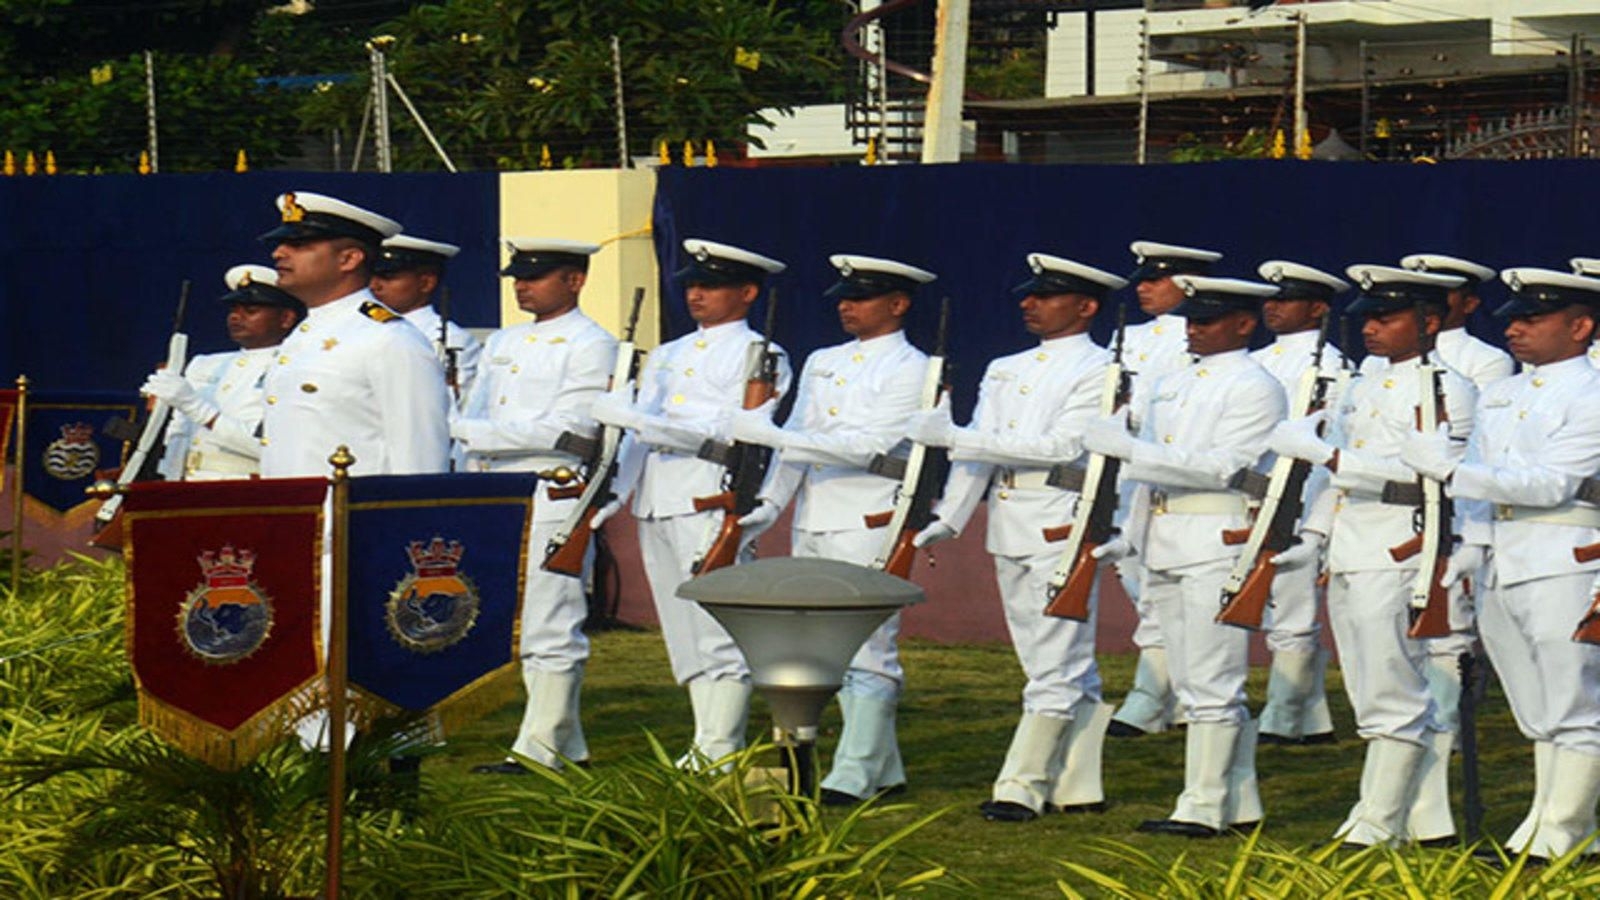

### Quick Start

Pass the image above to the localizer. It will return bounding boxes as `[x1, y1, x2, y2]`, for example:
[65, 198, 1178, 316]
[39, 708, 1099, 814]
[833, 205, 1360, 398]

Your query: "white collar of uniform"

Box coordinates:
[1192, 347, 1251, 367]
[1434, 327, 1473, 351]
[1271, 329, 1322, 351]
[402, 304, 440, 329]
[1037, 332, 1093, 352]
[1524, 354, 1592, 382]
[694, 319, 753, 342]
[238, 345, 277, 359]
[1385, 354, 1426, 374]
[530, 306, 589, 333]
[850, 330, 908, 354]
[305, 288, 377, 324]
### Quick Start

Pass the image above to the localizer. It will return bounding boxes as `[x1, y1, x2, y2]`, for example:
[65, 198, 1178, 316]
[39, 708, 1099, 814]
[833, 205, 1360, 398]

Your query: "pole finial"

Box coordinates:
[329, 445, 355, 479]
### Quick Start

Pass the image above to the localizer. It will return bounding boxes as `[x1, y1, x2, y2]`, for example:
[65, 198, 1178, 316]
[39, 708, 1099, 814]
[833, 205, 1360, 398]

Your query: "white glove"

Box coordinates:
[1400, 424, 1457, 483]
[730, 401, 787, 449]
[907, 397, 957, 449]
[589, 498, 624, 530]
[1267, 411, 1334, 465]
[1440, 543, 1486, 590]
[1090, 536, 1134, 563]
[589, 389, 643, 432]
[736, 499, 780, 539]
[1081, 411, 1136, 461]
[912, 521, 956, 548]
[1270, 532, 1324, 572]
[449, 418, 490, 446]
[141, 371, 215, 424]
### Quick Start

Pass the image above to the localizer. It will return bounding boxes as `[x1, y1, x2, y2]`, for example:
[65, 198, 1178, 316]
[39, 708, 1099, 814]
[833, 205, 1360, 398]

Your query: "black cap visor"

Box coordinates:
[1171, 294, 1259, 321]
[502, 251, 590, 279]
[825, 271, 922, 301]
[1012, 271, 1112, 299]
[1493, 287, 1600, 318]
[1346, 285, 1450, 318]
[674, 256, 768, 287]
[221, 283, 306, 318]
[372, 247, 449, 277]
[1129, 257, 1211, 284]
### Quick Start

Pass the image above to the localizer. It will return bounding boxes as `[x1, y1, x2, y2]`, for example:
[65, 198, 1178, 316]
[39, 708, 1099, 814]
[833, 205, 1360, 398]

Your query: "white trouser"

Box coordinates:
[1120, 559, 1165, 651]
[637, 511, 750, 685]
[1479, 570, 1600, 756]
[1263, 562, 1322, 655]
[1146, 559, 1250, 725]
[1325, 570, 1438, 743]
[995, 550, 1101, 715]
[1113, 560, 1176, 732]
[519, 519, 592, 673]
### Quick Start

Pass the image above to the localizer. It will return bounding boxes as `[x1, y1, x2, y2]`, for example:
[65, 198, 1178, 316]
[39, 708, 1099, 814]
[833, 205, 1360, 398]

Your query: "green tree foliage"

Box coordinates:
[0, 0, 849, 172]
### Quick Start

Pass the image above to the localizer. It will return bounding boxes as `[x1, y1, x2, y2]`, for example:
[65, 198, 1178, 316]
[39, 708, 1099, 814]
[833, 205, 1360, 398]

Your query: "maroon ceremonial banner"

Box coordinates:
[125, 478, 326, 770]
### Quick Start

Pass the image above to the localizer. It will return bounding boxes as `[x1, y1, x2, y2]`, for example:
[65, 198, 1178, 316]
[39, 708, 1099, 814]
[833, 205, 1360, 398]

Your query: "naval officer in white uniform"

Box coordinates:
[257, 191, 450, 478]
[912, 253, 1123, 822]
[1399, 267, 1600, 861]
[148, 264, 303, 482]
[1248, 260, 1349, 746]
[590, 239, 792, 766]
[1108, 241, 1224, 739]
[1271, 265, 1476, 847]
[370, 233, 483, 408]
[731, 253, 932, 805]
[1084, 275, 1285, 838]
[458, 239, 618, 775]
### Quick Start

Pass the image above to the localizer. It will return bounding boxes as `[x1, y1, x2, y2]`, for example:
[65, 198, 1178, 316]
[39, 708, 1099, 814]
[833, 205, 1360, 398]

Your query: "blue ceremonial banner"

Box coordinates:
[22, 390, 139, 520]
[344, 472, 537, 733]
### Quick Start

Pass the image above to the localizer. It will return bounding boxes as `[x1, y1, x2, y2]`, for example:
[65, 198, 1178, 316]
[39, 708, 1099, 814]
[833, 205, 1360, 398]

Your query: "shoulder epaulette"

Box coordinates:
[360, 300, 401, 323]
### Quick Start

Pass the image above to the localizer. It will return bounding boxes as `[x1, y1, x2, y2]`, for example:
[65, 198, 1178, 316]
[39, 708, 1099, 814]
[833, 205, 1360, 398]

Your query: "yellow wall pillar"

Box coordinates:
[497, 169, 660, 348]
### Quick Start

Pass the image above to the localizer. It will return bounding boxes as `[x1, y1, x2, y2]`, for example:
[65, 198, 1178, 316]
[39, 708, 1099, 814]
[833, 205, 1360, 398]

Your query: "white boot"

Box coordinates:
[674, 678, 714, 769]
[1527, 747, 1600, 860]
[1048, 701, 1114, 812]
[1506, 741, 1554, 852]
[821, 691, 903, 800]
[1301, 646, 1336, 742]
[1259, 649, 1316, 743]
[695, 679, 752, 769]
[1336, 738, 1427, 847]
[1111, 647, 1174, 736]
[511, 666, 587, 770]
[986, 712, 1071, 817]
[1405, 729, 1456, 844]
[1157, 721, 1241, 833]
[1425, 650, 1463, 739]
[1224, 718, 1263, 828]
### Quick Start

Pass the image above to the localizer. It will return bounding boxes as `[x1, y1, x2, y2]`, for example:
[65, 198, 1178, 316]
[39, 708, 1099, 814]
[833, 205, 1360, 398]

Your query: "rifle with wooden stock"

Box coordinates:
[689, 289, 782, 574]
[1042, 306, 1132, 621]
[439, 285, 461, 403]
[1389, 337, 1455, 640]
[93, 279, 191, 537]
[1214, 311, 1333, 630]
[542, 287, 646, 577]
[1565, 477, 1600, 643]
[864, 296, 951, 579]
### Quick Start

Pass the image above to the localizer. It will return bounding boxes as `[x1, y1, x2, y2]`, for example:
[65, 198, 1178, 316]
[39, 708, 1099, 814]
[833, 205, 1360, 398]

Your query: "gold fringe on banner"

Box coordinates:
[347, 660, 522, 739]
[136, 679, 325, 772]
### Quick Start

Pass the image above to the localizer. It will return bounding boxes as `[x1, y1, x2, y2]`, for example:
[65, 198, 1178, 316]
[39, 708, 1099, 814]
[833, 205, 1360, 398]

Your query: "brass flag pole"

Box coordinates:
[324, 445, 354, 898]
[10, 375, 29, 595]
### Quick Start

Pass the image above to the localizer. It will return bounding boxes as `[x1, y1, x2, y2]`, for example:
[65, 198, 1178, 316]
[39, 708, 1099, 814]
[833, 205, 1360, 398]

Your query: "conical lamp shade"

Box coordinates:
[679, 558, 924, 736]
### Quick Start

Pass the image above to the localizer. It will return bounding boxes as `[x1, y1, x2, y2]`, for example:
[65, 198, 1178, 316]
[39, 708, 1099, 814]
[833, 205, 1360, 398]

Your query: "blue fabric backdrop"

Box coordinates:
[653, 160, 1600, 419]
[0, 172, 499, 392]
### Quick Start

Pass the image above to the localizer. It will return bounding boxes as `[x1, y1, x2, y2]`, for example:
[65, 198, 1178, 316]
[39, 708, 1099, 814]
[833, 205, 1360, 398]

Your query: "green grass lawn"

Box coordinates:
[436, 626, 1537, 897]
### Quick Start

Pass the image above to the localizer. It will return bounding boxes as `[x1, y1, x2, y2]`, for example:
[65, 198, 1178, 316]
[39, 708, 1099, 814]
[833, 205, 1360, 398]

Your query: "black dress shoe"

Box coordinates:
[980, 800, 1039, 822]
[471, 759, 532, 776]
[1300, 731, 1337, 746]
[1135, 818, 1221, 838]
[1228, 821, 1262, 835]
[1046, 801, 1108, 815]
[876, 783, 907, 799]
[1416, 835, 1458, 849]
[1106, 720, 1149, 739]
[1257, 731, 1293, 746]
[820, 788, 862, 807]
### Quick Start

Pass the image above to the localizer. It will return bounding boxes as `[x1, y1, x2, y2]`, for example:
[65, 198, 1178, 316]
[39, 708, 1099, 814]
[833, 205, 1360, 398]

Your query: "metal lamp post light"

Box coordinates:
[678, 557, 923, 796]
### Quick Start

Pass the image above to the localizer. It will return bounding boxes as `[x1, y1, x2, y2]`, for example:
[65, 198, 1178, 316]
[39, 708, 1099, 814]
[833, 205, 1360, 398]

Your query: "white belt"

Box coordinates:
[186, 449, 257, 476]
[1494, 503, 1600, 527]
[997, 468, 1054, 490]
[1150, 490, 1247, 516]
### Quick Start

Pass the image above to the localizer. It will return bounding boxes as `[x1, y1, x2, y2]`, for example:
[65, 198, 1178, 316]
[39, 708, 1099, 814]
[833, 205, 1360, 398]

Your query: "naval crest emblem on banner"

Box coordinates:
[42, 422, 100, 480]
[179, 545, 274, 664]
[386, 537, 480, 654]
